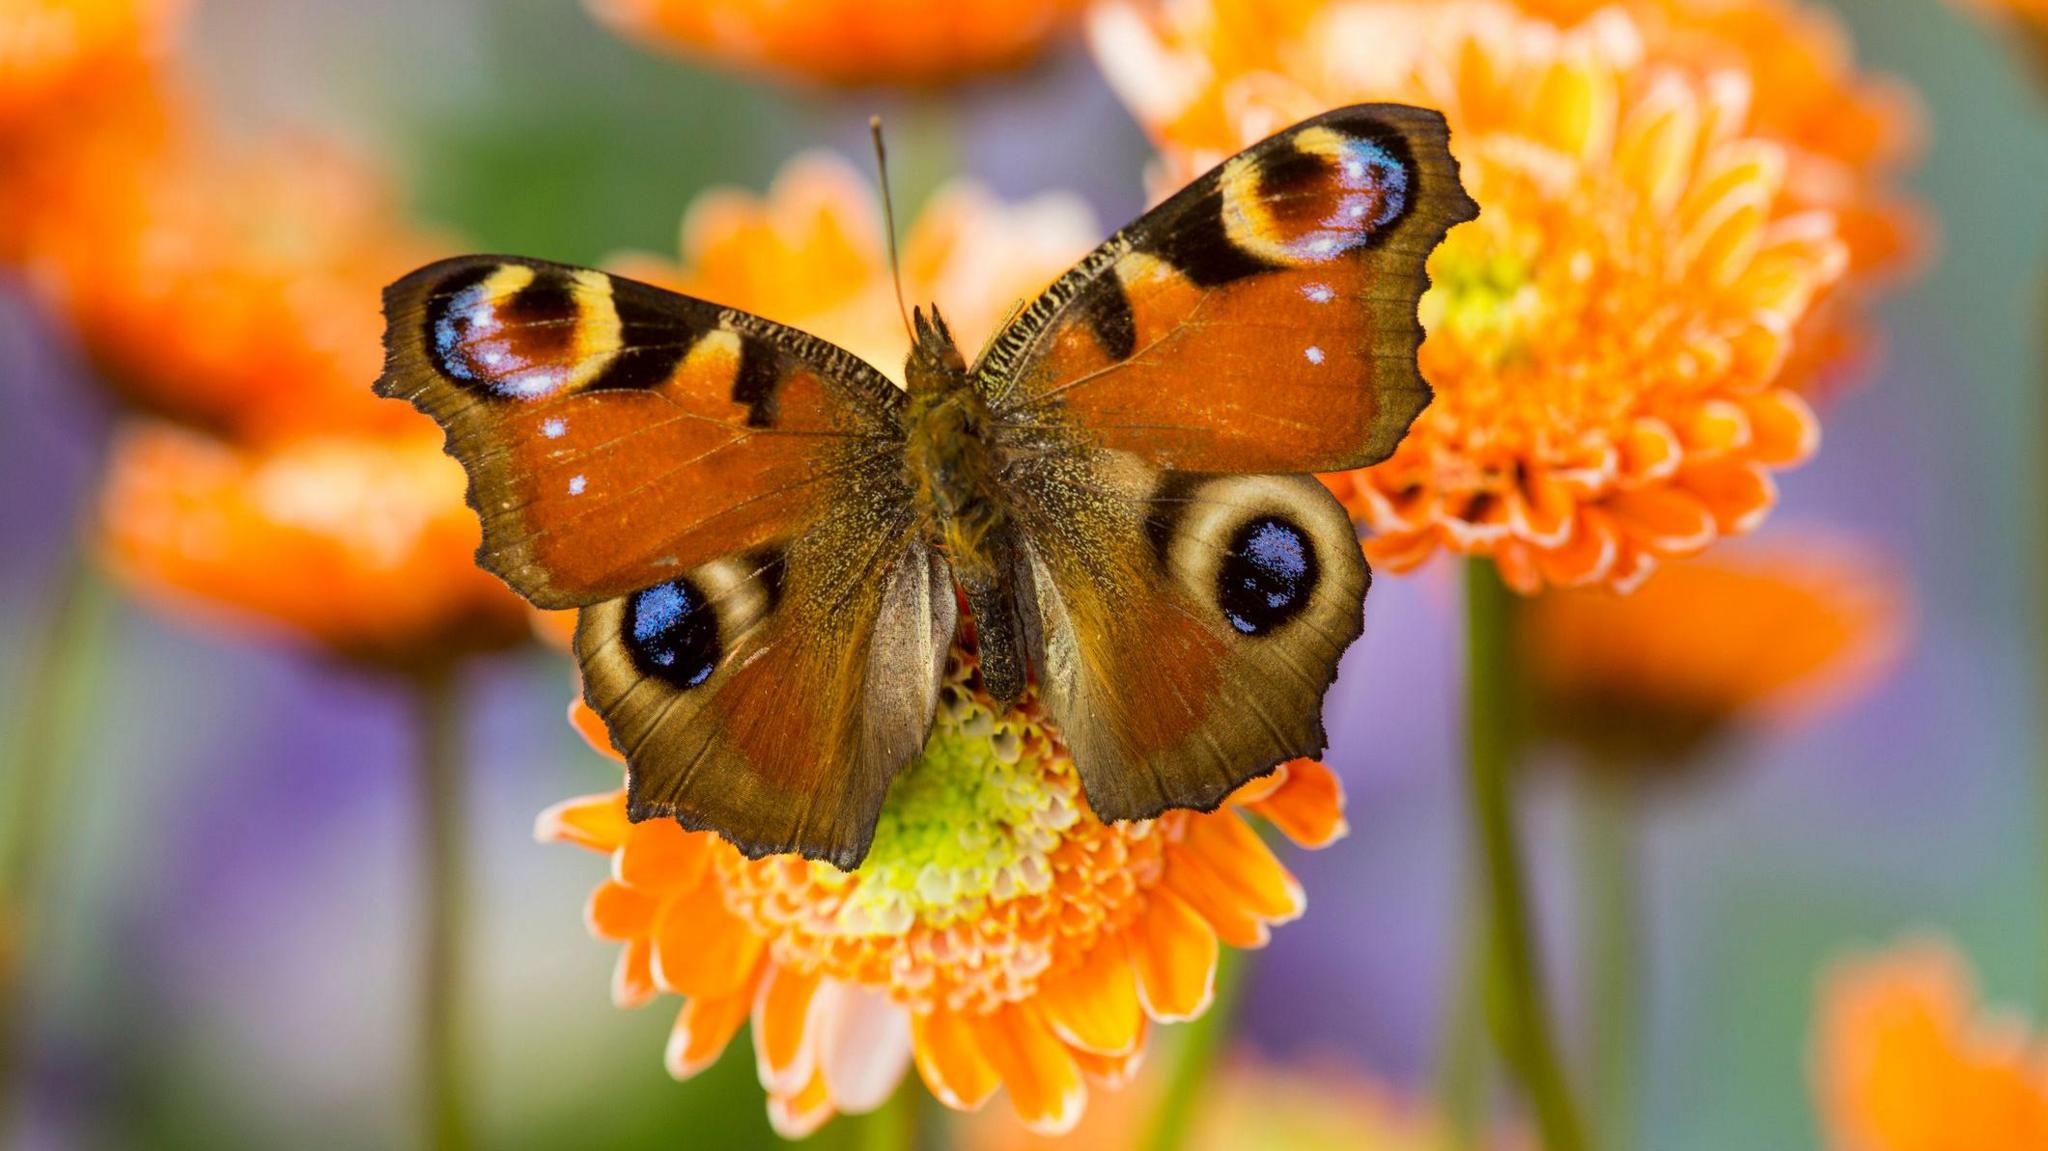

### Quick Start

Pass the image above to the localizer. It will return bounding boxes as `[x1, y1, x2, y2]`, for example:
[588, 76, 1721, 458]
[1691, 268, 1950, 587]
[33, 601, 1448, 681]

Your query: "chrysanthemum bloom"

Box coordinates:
[586, 0, 1087, 86]
[0, 0, 183, 128]
[1092, 0, 1912, 592]
[966, 1053, 1520, 1150]
[1814, 936, 2048, 1150]
[610, 149, 1099, 380]
[98, 424, 529, 667]
[540, 652, 1347, 1136]
[1517, 540, 1904, 768]
[9, 126, 436, 441]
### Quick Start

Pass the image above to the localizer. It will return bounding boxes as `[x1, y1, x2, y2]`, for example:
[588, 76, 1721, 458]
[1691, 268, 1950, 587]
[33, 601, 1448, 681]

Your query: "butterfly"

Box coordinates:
[376, 104, 1476, 870]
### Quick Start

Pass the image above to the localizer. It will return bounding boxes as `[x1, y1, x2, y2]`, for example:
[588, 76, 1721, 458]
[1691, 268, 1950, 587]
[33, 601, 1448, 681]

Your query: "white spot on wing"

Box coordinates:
[568, 474, 587, 495]
[1305, 345, 1325, 365]
[1303, 283, 1335, 303]
[541, 417, 567, 439]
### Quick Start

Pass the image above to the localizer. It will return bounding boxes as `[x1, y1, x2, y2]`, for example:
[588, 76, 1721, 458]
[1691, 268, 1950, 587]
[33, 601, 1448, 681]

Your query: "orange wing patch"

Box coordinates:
[378, 255, 906, 608]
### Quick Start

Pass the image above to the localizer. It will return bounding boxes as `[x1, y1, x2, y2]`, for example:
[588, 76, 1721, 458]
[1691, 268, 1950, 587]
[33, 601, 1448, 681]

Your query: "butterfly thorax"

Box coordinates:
[902, 306, 1028, 705]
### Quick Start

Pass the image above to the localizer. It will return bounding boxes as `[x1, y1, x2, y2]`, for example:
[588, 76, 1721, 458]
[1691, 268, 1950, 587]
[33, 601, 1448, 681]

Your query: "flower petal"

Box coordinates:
[1035, 934, 1144, 1056]
[612, 937, 658, 1009]
[1743, 390, 1820, 467]
[1165, 854, 1270, 949]
[568, 698, 624, 762]
[975, 1004, 1086, 1136]
[1130, 888, 1219, 1022]
[912, 1006, 1002, 1112]
[615, 817, 709, 895]
[1248, 759, 1348, 848]
[665, 980, 756, 1080]
[815, 982, 914, 1114]
[533, 789, 629, 851]
[585, 879, 658, 942]
[1605, 487, 1717, 557]
[1178, 814, 1304, 924]
[650, 880, 765, 1000]
[766, 1069, 835, 1141]
[753, 963, 823, 1095]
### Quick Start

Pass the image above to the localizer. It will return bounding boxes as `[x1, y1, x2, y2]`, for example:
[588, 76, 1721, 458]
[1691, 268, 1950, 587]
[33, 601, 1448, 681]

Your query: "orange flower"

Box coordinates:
[611, 149, 1099, 380]
[11, 123, 437, 441]
[541, 651, 1347, 1137]
[0, 0, 183, 128]
[1091, 0, 1917, 592]
[1814, 936, 2048, 1151]
[99, 425, 529, 667]
[585, 0, 1087, 86]
[1517, 539, 1905, 765]
[966, 1052, 1518, 1150]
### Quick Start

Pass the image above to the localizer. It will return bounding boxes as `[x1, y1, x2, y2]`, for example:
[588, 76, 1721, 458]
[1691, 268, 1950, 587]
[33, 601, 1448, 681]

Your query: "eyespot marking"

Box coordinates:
[626, 577, 721, 689]
[1217, 516, 1319, 635]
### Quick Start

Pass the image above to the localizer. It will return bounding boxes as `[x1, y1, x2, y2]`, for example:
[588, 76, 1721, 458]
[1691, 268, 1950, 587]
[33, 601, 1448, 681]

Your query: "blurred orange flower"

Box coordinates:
[1517, 539, 1906, 765]
[1815, 936, 2048, 1151]
[966, 1052, 1516, 1150]
[10, 124, 436, 441]
[542, 652, 1347, 1137]
[1092, 0, 1919, 593]
[0, 0, 183, 128]
[99, 425, 528, 667]
[586, 0, 1088, 86]
[612, 149, 1099, 380]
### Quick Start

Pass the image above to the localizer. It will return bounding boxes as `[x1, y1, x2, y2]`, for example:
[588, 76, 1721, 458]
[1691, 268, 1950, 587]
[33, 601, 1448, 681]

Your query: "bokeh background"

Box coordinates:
[1, 0, 2044, 1148]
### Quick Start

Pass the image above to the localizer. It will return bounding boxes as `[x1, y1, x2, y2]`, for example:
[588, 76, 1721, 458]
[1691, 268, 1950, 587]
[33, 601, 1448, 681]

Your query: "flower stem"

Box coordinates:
[0, 531, 112, 1132]
[1465, 559, 1588, 1151]
[857, 1077, 923, 1151]
[1141, 948, 1247, 1151]
[1436, 904, 1492, 1150]
[1575, 778, 1638, 1151]
[413, 665, 473, 1151]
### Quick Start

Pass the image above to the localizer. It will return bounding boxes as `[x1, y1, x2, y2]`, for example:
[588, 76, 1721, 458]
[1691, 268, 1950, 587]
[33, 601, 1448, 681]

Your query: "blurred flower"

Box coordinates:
[586, 0, 1088, 86]
[0, 0, 183, 128]
[1517, 538, 1906, 768]
[1092, 0, 1919, 592]
[965, 1052, 1516, 1150]
[9, 123, 437, 441]
[1814, 936, 2048, 1150]
[541, 652, 1347, 1137]
[99, 425, 529, 668]
[612, 150, 1099, 380]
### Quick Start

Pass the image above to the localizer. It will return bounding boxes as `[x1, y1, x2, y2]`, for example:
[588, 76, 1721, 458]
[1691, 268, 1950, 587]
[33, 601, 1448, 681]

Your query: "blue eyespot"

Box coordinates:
[626, 578, 721, 689]
[1217, 516, 1319, 636]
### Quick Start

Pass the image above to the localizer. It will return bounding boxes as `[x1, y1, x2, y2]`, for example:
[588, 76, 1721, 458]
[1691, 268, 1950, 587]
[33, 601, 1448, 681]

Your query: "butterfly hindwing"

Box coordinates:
[980, 103, 1476, 474]
[378, 255, 905, 608]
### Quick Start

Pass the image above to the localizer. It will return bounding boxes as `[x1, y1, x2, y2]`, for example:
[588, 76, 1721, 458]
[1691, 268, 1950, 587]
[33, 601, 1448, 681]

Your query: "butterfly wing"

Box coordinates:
[982, 104, 1475, 821]
[980, 104, 1475, 472]
[380, 256, 946, 867]
[379, 255, 905, 609]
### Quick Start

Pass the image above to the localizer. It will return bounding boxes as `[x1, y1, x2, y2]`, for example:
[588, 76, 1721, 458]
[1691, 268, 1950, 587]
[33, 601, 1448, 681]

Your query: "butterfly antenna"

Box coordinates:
[869, 115, 917, 351]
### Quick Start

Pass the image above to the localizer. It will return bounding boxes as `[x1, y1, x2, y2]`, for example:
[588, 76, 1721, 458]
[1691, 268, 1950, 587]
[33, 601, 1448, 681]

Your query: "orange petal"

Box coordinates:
[1673, 399, 1752, 459]
[912, 1007, 1001, 1112]
[1071, 1016, 1149, 1089]
[1035, 935, 1144, 1056]
[533, 789, 629, 851]
[585, 879, 658, 942]
[1531, 510, 1619, 589]
[975, 1004, 1085, 1136]
[1743, 390, 1820, 467]
[766, 1069, 835, 1141]
[1363, 528, 1438, 573]
[1130, 889, 1219, 1022]
[1491, 540, 1543, 595]
[612, 937, 658, 1009]
[1179, 814, 1304, 923]
[1680, 460, 1776, 535]
[1164, 852, 1269, 949]
[665, 978, 757, 1080]
[1249, 759, 1348, 848]
[753, 963, 823, 1094]
[650, 881, 766, 1000]
[1618, 419, 1682, 486]
[616, 817, 709, 895]
[1605, 487, 1717, 557]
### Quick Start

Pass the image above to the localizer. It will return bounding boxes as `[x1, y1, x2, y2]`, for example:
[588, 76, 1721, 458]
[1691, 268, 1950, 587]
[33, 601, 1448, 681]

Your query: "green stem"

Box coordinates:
[1465, 560, 1589, 1151]
[856, 1077, 923, 1151]
[414, 666, 473, 1151]
[1575, 778, 1639, 1151]
[1140, 948, 1248, 1151]
[0, 533, 113, 1131]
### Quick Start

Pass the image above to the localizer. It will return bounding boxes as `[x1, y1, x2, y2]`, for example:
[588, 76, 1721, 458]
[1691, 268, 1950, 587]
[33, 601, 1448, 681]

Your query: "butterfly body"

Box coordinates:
[378, 104, 1478, 868]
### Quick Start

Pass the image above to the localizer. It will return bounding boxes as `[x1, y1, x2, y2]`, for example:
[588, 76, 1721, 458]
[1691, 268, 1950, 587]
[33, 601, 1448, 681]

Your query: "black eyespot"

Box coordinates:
[1217, 516, 1318, 636]
[625, 578, 721, 689]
